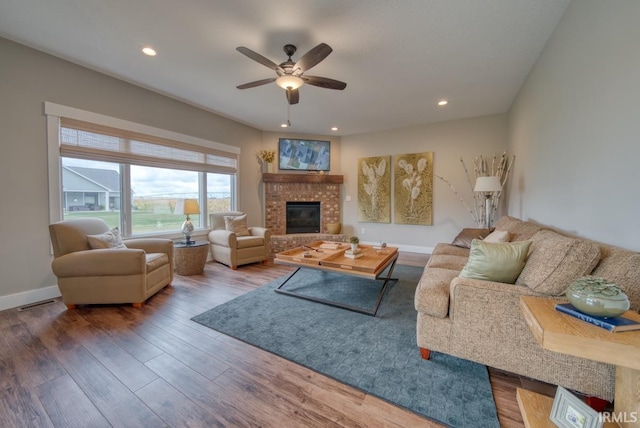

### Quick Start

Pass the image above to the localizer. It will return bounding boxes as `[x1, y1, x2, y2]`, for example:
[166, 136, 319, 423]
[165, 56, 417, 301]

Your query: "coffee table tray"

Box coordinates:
[321, 245, 398, 275]
[275, 241, 347, 265]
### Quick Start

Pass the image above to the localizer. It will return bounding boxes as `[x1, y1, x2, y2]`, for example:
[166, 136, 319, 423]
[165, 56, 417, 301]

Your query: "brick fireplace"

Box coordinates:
[263, 173, 345, 253]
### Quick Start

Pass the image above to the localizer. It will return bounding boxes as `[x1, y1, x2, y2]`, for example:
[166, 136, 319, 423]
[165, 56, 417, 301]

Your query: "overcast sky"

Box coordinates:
[62, 158, 230, 198]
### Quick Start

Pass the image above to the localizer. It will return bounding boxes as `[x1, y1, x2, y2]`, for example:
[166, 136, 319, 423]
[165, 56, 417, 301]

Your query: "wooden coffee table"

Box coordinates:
[274, 241, 399, 316]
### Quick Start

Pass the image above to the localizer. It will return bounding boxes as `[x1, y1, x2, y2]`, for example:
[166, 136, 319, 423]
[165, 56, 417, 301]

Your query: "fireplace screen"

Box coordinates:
[286, 201, 321, 234]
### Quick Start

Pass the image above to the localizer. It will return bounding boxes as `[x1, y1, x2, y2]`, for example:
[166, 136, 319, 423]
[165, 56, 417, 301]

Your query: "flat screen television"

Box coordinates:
[278, 138, 330, 171]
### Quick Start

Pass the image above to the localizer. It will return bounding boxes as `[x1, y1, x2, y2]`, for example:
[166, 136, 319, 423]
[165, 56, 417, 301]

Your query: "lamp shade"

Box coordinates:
[474, 176, 502, 193]
[174, 199, 200, 215]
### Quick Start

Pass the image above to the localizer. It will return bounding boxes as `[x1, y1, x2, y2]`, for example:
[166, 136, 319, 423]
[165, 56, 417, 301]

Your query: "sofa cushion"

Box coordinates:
[145, 253, 169, 273]
[427, 254, 469, 271]
[224, 214, 250, 236]
[432, 243, 470, 258]
[591, 248, 640, 312]
[494, 216, 544, 242]
[451, 228, 493, 248]
[87, 227, 126, 249]
[483, 230, 511, 243]
[516, 230, 601, 295]
[460, 239, 532, 284]
[236, 236, 264, 249]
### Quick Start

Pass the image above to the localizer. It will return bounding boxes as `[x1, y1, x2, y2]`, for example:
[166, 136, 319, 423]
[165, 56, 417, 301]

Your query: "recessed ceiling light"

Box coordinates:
[438, 100, 448, 106]
[331, 127, 338, 131]
[142, 46, 157, 56]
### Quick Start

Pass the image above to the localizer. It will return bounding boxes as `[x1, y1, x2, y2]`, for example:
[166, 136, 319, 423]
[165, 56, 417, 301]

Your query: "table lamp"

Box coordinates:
[474, 176, 502, 229]
[174, 199, 200, 244]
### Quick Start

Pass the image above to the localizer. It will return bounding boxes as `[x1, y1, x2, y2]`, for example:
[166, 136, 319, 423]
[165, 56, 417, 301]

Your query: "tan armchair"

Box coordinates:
[49, 218, 173, 309]
[208, 211, 271, 269]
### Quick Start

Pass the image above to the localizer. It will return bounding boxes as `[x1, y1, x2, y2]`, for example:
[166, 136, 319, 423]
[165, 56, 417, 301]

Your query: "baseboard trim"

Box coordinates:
[0, 285, 61, 312]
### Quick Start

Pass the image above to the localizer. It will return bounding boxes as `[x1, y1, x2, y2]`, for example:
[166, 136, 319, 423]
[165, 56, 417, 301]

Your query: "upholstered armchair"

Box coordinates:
[208, 211, 271, 269]
[48, 218, 173, 309]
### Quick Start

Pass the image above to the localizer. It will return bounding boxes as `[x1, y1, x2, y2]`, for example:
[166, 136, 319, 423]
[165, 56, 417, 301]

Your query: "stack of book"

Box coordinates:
[319, 242, 342, 250]
[344, 248, 363, 259]
[555, 303, 640, 332]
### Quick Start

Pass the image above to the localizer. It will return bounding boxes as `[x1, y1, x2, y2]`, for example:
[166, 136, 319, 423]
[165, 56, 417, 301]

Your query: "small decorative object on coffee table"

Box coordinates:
[566, 276, 630, 317]
[349, 235, 359, 252]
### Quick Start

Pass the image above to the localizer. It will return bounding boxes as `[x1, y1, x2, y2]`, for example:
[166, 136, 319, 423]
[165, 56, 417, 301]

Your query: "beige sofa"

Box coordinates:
[208, 212, 271, 269]
[49, 218, 173, 309]
[415, 216, 640, 401]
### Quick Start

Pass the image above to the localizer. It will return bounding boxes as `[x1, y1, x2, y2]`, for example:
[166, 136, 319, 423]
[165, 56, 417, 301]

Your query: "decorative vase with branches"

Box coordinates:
[435, 152, 515, 228]
[257, 149, 276, 173]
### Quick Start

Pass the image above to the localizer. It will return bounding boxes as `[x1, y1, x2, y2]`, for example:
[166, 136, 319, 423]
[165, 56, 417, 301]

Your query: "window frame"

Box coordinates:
[46, 102, 240, 239]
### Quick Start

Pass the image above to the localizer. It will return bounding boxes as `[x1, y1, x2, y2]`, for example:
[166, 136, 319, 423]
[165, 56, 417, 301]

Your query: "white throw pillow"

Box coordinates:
[224, 214, 251, 236]
[483, 230, 511, 243]
[87, 227, 127, 249]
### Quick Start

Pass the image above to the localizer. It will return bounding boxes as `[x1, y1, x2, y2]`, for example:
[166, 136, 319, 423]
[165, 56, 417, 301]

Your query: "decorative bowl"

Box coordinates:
[566, 276, 630, 318]
[326, 222, 341, 234]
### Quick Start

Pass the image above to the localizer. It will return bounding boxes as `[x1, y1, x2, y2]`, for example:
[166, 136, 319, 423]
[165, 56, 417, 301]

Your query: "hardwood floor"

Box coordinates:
[0, 252, 534, 427]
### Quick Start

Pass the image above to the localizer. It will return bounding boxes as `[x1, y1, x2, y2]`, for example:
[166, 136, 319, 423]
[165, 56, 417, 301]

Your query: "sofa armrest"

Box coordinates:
[125, 238, 173, 257]
[208, 229, 236, 247]
[52, 249, 146, 277]
[415, 267, 460, 318]
[248, 227, 270, 240]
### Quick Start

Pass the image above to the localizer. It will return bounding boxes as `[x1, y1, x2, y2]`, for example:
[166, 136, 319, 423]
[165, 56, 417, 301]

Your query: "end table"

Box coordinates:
[174, 240, 209, 275]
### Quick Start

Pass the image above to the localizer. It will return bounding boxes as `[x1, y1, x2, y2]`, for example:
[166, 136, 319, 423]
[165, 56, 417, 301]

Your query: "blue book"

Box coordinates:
[555, 303, 640, 333]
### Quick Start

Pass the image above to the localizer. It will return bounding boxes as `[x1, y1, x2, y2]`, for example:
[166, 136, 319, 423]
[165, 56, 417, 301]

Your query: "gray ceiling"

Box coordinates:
[0, 0, 570, 136]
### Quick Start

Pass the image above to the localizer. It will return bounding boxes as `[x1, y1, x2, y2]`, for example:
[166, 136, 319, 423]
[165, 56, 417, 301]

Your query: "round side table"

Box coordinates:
[173, 240, 209, 275]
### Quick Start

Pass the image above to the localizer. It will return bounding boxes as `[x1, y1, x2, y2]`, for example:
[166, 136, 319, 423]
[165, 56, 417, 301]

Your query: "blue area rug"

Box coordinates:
[192, 265, 499, 427]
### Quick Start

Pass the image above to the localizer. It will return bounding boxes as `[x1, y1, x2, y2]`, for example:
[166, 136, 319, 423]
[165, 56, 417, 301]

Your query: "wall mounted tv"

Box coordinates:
[278, 138, 330, 171]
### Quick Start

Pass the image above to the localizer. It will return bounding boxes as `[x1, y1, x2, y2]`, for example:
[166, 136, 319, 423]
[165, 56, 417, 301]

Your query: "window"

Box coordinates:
[47, 102, 240, 238]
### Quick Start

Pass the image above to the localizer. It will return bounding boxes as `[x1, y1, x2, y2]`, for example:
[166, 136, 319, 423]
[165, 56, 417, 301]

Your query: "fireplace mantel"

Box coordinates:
[262, 173, 343, 184]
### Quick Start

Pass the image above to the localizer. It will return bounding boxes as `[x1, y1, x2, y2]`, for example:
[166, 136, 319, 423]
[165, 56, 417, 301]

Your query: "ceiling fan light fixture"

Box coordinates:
[276, 75, 303, 90]
[141, 46, 157, 56]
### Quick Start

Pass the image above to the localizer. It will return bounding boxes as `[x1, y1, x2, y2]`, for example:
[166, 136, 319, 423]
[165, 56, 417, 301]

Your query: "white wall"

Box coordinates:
[507, 0, 640, 251]
[0, 37, 263, 309]
[340, 114, 509, 251]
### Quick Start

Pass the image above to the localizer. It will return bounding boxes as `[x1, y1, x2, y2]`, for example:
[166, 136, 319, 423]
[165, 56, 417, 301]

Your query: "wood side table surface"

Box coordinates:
[519, 296, 640, 428]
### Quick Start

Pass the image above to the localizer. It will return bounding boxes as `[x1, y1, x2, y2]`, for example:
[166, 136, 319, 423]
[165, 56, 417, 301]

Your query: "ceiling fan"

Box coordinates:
[236, 43, 347, 105]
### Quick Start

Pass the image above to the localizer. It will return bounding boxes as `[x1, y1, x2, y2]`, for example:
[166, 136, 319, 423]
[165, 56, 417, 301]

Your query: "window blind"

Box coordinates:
[60, 118, 237, 174]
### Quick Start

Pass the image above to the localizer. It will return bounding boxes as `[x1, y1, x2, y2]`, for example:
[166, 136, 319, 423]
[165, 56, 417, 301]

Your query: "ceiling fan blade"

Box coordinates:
[302, 75, 347, 90]
[236, 78, 276, 89]
[294, 43, 332, 73]
[236, 46, 284, 73]
[286, 88, 299, 105]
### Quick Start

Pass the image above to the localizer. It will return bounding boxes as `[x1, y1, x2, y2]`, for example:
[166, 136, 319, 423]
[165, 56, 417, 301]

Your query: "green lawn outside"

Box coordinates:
[64, 198, 230, 234]
[64, 210, 197, 233]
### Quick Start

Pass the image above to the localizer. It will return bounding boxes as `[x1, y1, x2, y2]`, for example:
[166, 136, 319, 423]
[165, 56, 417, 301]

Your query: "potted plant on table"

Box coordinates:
[349, 236, 360, 252]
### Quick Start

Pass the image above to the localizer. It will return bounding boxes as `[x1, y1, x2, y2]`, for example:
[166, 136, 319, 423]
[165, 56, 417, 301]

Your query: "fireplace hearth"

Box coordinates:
[286, 201, 321, 234]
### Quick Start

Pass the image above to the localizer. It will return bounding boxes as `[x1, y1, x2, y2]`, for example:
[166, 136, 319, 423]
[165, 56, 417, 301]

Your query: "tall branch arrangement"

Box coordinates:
[435, 152, 515, 227]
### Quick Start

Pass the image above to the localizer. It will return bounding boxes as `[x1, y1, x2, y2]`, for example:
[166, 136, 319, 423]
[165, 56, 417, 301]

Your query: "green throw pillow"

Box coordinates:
[459, 239, 532, 284]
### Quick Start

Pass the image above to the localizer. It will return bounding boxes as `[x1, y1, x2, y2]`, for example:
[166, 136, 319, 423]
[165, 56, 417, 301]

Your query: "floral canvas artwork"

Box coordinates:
[394, 152, 433, 225]
[357, 156, 391, 223]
